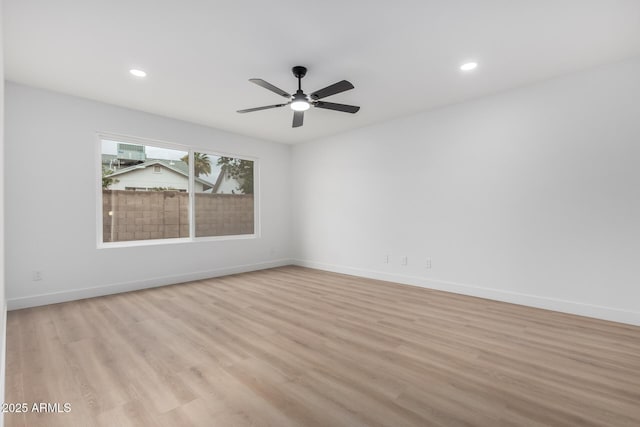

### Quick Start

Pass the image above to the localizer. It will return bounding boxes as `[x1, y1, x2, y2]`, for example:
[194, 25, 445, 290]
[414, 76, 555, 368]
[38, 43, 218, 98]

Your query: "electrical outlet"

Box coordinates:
[32, 270, 43, 281]
[425, 258, 432, 269]
[401, 256, 408, 266]
[384, 254, 389, 264]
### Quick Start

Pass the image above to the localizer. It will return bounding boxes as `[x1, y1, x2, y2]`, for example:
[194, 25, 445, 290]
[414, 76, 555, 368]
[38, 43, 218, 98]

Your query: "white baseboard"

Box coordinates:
[8, 258, 639, 326]
[7, 259, 293, 310]
[293, 259, 640, 326]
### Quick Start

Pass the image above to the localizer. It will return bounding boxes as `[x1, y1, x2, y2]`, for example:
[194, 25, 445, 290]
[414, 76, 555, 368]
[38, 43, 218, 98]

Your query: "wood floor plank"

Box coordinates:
[6, 266, 640, 426]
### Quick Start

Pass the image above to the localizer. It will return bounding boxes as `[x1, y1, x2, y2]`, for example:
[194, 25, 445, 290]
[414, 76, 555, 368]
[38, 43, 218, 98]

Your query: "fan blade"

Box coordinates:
[292, 110, 304, 128]
[249, 79, 291, 98]
[314, 101, 360, 113]
[237, 104, 287, 113]
[310, 80, 354, 100]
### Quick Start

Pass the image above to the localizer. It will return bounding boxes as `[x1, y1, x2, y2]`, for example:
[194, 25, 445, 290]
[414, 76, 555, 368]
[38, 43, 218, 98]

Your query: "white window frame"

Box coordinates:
[96, 132, 260, 248]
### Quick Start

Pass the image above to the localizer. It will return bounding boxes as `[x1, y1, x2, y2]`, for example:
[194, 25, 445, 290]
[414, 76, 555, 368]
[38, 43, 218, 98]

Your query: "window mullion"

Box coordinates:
[188, 149, 195, 240]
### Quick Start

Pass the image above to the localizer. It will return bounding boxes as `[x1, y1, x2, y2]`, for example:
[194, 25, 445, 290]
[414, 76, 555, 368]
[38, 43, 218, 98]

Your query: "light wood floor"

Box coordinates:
[6, 266, 640, 426]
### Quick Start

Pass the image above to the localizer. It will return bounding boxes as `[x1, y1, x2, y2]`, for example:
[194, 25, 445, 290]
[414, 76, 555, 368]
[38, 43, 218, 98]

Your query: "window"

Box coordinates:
[193, 152, 255, 237]
[99, 135, 256, 246]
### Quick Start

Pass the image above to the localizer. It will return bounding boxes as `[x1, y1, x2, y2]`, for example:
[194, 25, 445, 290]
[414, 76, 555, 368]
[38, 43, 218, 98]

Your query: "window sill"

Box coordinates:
[97, 233, 258, 249]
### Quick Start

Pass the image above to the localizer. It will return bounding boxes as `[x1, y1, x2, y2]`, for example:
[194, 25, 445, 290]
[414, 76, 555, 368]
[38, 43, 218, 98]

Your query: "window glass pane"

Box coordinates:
[101, 139, 189, 242]
[193, 152, 255, 237]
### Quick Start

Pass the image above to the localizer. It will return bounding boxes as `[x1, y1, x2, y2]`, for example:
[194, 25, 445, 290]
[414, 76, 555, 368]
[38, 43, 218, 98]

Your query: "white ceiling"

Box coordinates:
[5, 1, 640, 144]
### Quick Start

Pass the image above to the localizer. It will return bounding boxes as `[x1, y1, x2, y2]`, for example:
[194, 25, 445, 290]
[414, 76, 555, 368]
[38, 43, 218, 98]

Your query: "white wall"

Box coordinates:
[4, 82, 292, 308]
[0, 2, 6, 425]
[292, 56, 640, 325]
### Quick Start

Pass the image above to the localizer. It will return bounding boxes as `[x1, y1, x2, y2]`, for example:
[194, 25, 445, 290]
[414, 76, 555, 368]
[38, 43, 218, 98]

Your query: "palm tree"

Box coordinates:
[180, 152, 211, 177]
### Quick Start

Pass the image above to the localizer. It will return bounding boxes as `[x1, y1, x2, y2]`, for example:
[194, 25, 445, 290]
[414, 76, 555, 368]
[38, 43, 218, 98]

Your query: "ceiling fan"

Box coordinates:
[237, 66, 360, 128]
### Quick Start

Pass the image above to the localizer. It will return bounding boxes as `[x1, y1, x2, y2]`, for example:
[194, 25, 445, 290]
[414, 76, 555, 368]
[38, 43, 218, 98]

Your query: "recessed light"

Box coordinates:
[460, 62, 478, 71]
[129, 69, 147, 77]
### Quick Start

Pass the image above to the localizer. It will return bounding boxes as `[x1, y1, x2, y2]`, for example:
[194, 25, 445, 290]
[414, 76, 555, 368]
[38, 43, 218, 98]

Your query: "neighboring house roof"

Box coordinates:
[212, 165, 227, 193]
[107, 159, 214, 190]
[211, 165, 244, 194]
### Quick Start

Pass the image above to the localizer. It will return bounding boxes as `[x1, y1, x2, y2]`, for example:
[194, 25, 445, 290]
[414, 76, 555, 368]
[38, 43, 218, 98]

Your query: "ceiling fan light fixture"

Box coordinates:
[291, 100, 310, 111]
[290, 91, 310, 111]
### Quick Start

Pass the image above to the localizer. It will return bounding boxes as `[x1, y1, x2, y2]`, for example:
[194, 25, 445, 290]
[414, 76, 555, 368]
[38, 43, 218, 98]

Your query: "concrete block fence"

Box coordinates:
[102, 190, 254, 242]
